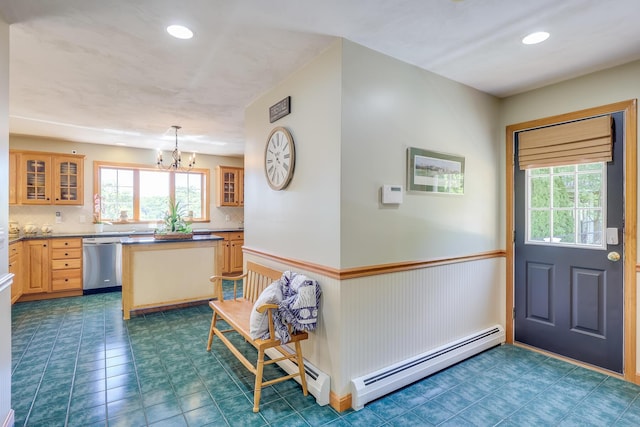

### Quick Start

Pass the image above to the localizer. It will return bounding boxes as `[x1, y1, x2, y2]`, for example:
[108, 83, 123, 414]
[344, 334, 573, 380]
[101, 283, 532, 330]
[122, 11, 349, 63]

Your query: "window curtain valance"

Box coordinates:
[518, 115, 612, 169]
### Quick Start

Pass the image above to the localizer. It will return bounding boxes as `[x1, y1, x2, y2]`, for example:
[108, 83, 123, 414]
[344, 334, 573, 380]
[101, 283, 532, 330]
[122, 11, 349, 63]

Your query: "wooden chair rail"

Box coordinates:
[206, 261, 309, 412]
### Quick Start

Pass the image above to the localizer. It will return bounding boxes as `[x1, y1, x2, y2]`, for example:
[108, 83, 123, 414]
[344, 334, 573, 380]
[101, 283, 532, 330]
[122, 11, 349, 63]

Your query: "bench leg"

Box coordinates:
[294, 340, 308, 396]
[206, 311, 218, 351]
[253, 349, 265, 412]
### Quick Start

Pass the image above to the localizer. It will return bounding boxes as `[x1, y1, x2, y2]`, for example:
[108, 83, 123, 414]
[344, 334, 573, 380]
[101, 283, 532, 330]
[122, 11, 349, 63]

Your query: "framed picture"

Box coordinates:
[407, 147, 465, 194]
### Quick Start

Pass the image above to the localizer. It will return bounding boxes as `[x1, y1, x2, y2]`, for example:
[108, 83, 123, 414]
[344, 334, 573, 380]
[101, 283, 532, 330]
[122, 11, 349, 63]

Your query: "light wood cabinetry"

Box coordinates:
[11, 150, 85, 205]
[9, 151, 17, 205]
[50, 238, 83, 292]
[9, 242, 24, 304]
[20, 237, 83, 300]
[216, 166, 244, 207]
[218, 231, 244, 275]
[24, 240, 50, 294]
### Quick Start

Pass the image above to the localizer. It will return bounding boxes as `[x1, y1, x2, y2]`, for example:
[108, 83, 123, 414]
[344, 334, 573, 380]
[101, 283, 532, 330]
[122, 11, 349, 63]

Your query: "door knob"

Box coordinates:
[607, 251, 621, 262]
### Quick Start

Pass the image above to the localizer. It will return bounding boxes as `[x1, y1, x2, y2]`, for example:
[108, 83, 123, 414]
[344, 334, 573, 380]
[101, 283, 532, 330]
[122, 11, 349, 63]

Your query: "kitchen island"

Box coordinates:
[121, 234, 223, 320]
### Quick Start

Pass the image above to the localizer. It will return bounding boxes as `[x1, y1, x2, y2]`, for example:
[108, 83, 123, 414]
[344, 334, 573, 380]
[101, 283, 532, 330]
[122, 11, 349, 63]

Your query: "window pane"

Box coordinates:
[140, 171, 170, 221]
[100, 169, 133, 221]
[578, 163, 603, 172]
[553, 165, 575, 173]
[525, 163, 605, 249]
[553, 175, 575, 208]
[530, 177, 550, 208]
[529, 210, 550, 242]
[578, 173, 602, 208]
[530, 168, 549, 176]
[553, 210, 575, 243]
[175, 173, 203, 219]
[578, 209, 603, 245]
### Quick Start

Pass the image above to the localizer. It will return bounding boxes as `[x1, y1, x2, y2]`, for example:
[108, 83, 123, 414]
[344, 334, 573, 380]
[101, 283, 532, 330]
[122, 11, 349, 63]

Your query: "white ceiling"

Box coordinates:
[1, 0, 640, 157]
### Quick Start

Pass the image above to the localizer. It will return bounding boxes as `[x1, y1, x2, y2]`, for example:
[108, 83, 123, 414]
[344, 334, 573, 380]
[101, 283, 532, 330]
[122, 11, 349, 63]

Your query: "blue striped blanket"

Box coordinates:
[249, 271, 321, 344]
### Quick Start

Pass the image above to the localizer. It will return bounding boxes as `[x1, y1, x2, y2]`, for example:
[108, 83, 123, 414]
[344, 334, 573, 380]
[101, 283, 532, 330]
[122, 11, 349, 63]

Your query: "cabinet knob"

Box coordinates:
[43, 244, 47, 247]
[65, 253, 69, 256]
[65, 278, 69, 282]
[65, 263, 69, 267]
[65, 242, 69, 246]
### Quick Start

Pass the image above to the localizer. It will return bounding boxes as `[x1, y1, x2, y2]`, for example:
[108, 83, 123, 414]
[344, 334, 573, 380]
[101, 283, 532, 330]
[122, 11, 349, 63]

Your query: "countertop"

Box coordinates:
[8, 227, 243, 244]
[121, 234, 223, 245]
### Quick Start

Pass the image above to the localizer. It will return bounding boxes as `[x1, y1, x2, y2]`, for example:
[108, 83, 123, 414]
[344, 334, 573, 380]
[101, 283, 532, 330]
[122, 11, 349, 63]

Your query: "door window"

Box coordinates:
[526, 162, 606, 249]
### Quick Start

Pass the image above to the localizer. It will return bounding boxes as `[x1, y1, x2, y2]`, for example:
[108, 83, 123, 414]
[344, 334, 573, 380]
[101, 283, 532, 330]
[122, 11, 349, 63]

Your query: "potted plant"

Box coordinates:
[154, 198, 193, 240]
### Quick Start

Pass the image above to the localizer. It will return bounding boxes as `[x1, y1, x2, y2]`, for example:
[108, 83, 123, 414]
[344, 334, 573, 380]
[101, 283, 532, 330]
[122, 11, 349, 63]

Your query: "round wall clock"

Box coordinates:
[264, 126, 295, 190]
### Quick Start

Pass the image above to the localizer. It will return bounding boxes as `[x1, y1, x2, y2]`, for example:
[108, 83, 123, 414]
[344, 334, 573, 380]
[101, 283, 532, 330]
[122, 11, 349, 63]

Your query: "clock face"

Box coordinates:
[264, 127, 295, 190]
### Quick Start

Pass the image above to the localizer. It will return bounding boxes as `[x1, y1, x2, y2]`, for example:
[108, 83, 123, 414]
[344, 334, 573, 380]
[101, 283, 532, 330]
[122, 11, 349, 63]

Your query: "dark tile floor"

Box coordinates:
[10, 289, 640, 426]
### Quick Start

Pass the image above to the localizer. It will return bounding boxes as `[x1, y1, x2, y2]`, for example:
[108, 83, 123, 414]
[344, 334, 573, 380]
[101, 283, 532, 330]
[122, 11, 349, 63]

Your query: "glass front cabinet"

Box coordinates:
[13, 151, 85, 206]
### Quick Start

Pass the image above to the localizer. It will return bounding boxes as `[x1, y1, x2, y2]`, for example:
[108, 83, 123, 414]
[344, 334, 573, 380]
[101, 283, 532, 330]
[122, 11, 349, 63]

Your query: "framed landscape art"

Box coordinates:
[407, 147, 465, 194]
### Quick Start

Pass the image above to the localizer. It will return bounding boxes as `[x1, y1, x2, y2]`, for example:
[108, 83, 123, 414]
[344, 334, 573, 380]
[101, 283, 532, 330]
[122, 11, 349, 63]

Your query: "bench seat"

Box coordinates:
[206, 261, 309, 412]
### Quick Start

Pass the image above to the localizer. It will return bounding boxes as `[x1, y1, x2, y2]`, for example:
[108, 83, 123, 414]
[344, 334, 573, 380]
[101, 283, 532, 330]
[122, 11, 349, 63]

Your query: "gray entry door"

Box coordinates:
[514, 112, 624, 373]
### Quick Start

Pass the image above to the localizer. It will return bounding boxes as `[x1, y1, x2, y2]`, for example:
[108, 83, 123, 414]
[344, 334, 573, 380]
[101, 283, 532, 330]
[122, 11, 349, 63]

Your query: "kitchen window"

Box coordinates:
[94, 162, 209, 223]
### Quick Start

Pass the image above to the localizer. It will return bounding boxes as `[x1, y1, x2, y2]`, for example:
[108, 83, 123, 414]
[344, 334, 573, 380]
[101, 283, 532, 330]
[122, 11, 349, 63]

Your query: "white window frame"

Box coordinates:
[525, 162, 607, 250]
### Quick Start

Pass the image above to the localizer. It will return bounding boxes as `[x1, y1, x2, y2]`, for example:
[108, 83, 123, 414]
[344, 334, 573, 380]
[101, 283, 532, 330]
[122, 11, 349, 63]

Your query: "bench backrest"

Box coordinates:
[244, 261, 283, 303]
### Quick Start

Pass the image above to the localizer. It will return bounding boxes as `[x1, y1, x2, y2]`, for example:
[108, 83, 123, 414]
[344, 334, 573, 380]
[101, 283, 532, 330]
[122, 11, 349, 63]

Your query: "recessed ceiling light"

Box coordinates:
[167, 25, 193, 40]
[522, 31, 550, 45]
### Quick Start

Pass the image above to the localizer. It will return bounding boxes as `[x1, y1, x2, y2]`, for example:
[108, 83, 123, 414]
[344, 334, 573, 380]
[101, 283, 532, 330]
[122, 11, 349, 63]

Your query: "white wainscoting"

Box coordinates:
[244, 254, 505, 397]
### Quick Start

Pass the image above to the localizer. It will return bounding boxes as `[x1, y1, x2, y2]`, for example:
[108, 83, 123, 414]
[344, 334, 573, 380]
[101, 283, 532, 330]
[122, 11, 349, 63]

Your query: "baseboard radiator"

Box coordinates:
[350, 325, 505, 410]
[265, 346, 330, 406]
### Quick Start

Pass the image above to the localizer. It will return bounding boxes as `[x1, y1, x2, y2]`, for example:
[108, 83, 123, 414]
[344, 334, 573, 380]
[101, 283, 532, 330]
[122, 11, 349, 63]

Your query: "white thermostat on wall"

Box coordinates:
[382, 185, 403, 204]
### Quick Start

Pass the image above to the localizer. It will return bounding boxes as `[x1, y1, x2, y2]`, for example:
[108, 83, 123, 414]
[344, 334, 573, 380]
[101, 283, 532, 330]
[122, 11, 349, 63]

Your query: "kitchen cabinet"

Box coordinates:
[50, 238, 83, 292]
[218, 231, 244, 275]
[9, 151, 17, 205]
[24, 240, 50, 294]
[216, 166, 244, 207]
[21, 237, 83, 300]
[11, 150, 85, 205]
[9, 242, 24, 304]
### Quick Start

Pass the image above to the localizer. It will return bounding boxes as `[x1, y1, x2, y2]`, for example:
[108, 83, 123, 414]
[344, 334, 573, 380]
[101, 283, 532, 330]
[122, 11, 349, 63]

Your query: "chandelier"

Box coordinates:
[156, 125, 196, 171]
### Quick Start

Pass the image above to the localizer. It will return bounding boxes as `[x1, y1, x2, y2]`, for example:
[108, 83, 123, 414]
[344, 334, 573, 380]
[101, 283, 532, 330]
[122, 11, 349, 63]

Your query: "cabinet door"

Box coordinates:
[9, 151, 18, 205]
[9, 242, 23, 303]
[20, 154, 52, 204]
[24, 240, 50, 294]
[216, 167, 244, 207]
[53, 156, 84, 205]
[230, 238, 244, 273]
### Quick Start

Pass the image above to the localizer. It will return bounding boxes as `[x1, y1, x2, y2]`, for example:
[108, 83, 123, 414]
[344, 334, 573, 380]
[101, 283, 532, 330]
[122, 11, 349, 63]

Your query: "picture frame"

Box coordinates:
[407, 147, 465, 194]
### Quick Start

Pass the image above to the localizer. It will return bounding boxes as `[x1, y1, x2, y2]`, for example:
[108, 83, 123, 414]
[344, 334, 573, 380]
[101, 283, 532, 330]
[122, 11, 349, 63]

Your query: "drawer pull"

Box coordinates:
[65, 253, 68, 256]
[65, 263, 69, 267]
[65, 242, 69, 246]
[65, 279, 69, 282]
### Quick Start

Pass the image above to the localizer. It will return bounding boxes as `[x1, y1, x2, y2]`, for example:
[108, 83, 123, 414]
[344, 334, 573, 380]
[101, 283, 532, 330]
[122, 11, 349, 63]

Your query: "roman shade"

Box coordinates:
[518, 115, 612, 169]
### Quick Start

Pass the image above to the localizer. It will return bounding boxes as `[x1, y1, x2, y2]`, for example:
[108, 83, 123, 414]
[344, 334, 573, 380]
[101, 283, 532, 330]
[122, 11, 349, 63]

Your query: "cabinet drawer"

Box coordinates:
[51, 248, 82, 260]
[51, 269, 82, 291]
[8, 254, 18, 269]
[51, 238, 82, 249]
[51, 258, 82, 270]
[220, 232, 244, 241]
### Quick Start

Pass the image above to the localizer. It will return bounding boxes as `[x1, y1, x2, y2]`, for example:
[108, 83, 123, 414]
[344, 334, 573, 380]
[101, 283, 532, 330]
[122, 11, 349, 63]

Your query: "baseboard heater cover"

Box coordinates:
[350, 324, 505, 410]
[265, 346, 330, 406]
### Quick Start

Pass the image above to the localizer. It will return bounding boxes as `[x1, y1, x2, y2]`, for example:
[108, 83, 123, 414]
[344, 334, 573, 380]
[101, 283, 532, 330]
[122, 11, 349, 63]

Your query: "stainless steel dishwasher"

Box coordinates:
[82, 236, 123, 294]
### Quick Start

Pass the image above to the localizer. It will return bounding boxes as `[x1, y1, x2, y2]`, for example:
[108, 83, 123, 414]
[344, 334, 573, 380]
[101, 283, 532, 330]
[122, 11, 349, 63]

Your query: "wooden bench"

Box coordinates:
[206, 261, 309, 412]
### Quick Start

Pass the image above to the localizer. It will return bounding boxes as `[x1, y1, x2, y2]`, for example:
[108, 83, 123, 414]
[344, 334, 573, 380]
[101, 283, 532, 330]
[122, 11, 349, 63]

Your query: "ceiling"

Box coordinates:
[1, 0, 639, 158]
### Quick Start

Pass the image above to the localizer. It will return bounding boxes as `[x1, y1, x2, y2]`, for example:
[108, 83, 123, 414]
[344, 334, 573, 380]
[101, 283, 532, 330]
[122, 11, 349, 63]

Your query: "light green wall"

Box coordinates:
[340, 40, 501, 268]
[245, 40, 343, 268]
[245, 39, 502, 270]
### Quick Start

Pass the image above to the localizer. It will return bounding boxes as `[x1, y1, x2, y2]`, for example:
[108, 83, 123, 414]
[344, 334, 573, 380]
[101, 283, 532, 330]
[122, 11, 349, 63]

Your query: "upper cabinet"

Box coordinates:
[9, 151, 17, 205]
[216, 166, 244, 207]
[11, 150, 85, 206]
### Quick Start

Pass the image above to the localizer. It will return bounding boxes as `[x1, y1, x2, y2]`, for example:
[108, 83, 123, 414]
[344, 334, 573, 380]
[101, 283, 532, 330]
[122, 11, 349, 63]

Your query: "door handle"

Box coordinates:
[607, 251, 621, 262]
